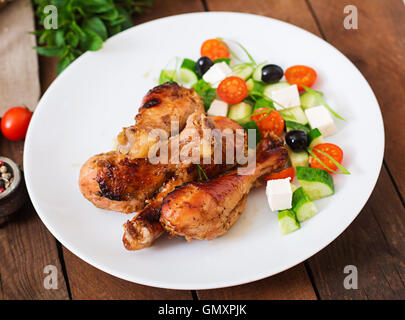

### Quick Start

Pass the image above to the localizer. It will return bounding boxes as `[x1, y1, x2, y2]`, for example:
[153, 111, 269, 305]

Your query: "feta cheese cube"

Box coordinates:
[207, 99, 228, 117]
[202, 62, 232, 85]
[266, 178, 293, 211]
[305, 105, 336, 137]
[268, 84, 300, 110]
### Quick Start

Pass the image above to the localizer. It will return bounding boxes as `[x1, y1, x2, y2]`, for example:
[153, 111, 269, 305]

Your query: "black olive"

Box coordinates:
[261, 64, 284, 84]
[285, 130, 309, 151]
[196, 56, 214, 77]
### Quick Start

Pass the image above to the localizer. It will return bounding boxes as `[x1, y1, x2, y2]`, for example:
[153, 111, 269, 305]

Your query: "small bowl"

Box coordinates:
[0, 156, 26, 217]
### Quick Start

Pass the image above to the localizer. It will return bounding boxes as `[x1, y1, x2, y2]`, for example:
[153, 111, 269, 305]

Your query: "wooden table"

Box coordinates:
[1, 0, 404, 300]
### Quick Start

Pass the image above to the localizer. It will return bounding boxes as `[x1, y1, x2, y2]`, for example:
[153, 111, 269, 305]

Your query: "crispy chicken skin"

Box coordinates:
[116, 82, 204, 158]
[79, 151, 173, 213]
[159, 134, 288, 241]
[79, 114, 244, 216]
[122, 116, 247, 250]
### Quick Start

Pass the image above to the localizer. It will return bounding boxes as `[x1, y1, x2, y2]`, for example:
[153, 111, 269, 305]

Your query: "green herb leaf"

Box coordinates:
[80, 28, 104, 51]
[307, 147, 350, 175]
[241, 120, 261, 145]
[313, 148, 350, 175]
[34, 46, 65, 57]
[84, 0, 115, 14]
[196, 164, 208, 181]
[65, 31, 79, 47]
[83, 17, 108, 40]
[192, 79, 217, 111]
[100, 8, 119, 21]
[54, 30, 66, 47]
[57, 54, 74, 74]
[254, 98, 274, 111]
[32, 0, 154, 72]
[117, 7, 133, 30]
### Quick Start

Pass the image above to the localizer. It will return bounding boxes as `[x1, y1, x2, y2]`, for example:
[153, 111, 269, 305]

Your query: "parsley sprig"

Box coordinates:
[32, 0, 154, 74]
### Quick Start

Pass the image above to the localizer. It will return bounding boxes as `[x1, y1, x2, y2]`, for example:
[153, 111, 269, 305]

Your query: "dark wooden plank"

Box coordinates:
[0, 1, 69, 300]
[62, 248, 192, 300]
[198, 0, 321, 299]
[134, 0, 204, 24]
[198, 264, 317, 300]
[307, 0, 405, 198]
[35, 0, 203, 299]
[307, 167, 405, 299]
[305, 0, 405, 298]
[0, 198, 69, 299]
[204, 0, 321, 33]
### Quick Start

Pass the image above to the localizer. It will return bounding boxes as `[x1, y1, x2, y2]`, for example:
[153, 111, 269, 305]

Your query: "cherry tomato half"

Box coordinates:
[285, 65, 317, 91]
[217, 76, 248, 104]
[200, 39, 230, 62]
[264, 167, 295, 182]
[310, 143, 343, 173]
[1, 106, 32, 141]
[251, 108, 284, 136]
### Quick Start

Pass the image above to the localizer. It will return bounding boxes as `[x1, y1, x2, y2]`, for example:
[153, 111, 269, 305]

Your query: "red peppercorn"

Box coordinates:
[0, 161, 3, 166]
[0, 188, 5, 193]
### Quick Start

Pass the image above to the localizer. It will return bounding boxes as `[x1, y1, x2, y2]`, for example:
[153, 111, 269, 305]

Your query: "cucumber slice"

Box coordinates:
[285, 121, 310, 133]
[228, 102, 253, 124]
[280, 106, 308, 125]
[308, 128, 323, 148]
[292, 187, 318, 222]
[178, 68, 198, 87]
[252, 62, 268, 81]
[180, 58, 196, 72]
[296, 166, 334, 200]
[300, 90, 324, 109]
[232, 63, 254, 80]
[278, 209, 300, 235]
[159, 69, 176, 84]
[289, 149, 309, 168]
[263, 81, 291, 98]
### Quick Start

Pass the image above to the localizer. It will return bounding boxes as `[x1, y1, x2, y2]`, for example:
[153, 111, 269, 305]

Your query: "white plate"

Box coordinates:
[24, 12, 384, 290]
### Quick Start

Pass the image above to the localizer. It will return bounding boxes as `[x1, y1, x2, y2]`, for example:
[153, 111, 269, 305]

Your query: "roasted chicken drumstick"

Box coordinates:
[116, 82, 204, 158]
[122, 116, 247, 250]
[79, 114, 245, 214]
[160, 134, 288, 241]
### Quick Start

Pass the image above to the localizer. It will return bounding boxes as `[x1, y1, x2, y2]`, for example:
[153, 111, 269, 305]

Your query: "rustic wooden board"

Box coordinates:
[0, 0, 69, 300]
[62, 247, 192, 300]
[134, 0, 204, 24]
[308, 0, 405, 198]
[204, 0, 320, 33]
[304, 0, 405, 299]
[0, 199, 69, 299]
[0, 0, 40, 117]
[198, 264, 317, 300]
[197, 0, 321, 299]
[307, 167, 405, 299]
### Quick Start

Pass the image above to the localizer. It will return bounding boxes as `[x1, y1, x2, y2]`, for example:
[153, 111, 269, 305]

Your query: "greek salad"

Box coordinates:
[158, 38, 350, 235]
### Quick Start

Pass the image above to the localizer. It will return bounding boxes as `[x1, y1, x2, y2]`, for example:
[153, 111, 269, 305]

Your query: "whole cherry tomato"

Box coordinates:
[1, 106, 32, 141]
